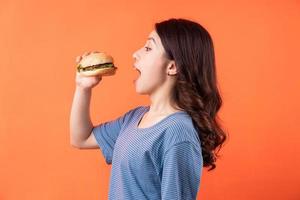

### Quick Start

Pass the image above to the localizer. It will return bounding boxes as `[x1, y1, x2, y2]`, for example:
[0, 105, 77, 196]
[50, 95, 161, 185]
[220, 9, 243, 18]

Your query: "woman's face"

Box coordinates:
[132, 30, 170, 95]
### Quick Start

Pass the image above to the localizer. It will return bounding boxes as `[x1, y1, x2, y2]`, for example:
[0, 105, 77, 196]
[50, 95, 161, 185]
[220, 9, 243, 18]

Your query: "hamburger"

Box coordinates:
[77, 52, 117, 76]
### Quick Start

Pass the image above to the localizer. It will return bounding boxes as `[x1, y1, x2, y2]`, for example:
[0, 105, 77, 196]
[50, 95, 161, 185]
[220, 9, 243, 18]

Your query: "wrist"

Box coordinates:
[75, 86, 92, 93]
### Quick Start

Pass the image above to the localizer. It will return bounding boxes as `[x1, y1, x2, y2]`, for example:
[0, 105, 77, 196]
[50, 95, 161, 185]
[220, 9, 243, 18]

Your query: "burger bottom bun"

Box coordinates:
[79, 67, 117, 77]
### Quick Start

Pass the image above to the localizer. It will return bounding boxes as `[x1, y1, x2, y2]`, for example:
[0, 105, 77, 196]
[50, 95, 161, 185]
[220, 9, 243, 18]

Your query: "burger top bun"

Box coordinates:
[79, 52, 114, 67]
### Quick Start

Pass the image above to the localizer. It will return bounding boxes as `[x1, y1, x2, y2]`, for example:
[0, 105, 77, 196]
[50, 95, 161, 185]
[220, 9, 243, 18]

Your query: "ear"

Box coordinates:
[166, 60, 178, 76]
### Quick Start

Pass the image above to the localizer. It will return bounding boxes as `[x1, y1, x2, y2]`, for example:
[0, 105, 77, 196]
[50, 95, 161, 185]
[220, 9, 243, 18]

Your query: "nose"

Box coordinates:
[132, 49, 140, 60]
[132, 52, 137, 60]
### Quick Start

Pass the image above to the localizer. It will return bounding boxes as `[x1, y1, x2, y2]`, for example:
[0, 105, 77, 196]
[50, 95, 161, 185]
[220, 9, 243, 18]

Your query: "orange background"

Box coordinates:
[1, 0, 299, 199]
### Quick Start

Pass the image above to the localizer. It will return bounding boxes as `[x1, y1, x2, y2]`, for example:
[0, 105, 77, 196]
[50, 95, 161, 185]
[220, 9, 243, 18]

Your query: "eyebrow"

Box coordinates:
[147, 37, 157, 46]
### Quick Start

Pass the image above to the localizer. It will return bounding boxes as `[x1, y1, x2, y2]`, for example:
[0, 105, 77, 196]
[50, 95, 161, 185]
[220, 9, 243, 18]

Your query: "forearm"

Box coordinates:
[70, 86, 94, 146]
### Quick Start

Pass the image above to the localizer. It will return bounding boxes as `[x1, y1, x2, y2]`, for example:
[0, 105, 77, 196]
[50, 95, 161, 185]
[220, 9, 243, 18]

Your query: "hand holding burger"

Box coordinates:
[75, 51, 117, 90]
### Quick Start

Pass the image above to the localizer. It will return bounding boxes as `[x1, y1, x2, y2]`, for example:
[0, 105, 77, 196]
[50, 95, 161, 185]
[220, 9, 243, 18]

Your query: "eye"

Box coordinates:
[144, 46, 152, 51]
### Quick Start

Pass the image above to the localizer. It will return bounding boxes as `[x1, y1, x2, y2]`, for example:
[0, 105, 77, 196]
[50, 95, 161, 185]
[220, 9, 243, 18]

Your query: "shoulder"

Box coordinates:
[163, 114, 201, 151]
[160, 118, 203, 168]
[126, 105, 148, 115]
[121, 105, 148, 121]
[123, 105, 146, 114]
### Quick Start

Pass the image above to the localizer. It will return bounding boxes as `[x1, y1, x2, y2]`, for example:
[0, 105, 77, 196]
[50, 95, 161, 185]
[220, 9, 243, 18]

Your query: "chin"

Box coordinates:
[135, 88, 148, 95]
[134, 80, 157, 95]
[135, 85, 150, 95]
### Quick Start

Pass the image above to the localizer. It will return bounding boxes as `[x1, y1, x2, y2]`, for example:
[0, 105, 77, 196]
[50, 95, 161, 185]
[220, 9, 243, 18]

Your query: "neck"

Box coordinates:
[147, 78, 182, 116]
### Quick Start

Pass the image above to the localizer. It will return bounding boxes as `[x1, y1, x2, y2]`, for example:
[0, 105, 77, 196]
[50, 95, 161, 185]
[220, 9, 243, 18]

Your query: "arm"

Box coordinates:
[70, 86, 98, 148]
[70, 51, 103, 148]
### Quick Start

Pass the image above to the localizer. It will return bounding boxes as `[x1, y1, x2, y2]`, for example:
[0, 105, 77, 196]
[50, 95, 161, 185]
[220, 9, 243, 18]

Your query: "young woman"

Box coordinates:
[70, 18, 227, 200]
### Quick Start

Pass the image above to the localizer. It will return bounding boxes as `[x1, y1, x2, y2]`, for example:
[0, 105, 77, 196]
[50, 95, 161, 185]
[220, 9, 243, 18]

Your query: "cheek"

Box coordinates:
[142, 65, 166, 86]
[143, 62, 164, 77]
[145, 55, 165, 71]
[139, 52, 167, 77]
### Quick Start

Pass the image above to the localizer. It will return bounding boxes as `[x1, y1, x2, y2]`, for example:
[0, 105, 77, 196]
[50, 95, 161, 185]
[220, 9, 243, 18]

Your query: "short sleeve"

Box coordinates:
[92, 106, 141, 165]
[161, 141, 203, 200]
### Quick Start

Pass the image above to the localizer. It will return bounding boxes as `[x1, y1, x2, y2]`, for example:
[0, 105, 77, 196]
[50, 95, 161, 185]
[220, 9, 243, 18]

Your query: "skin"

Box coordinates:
[132, 30, 183, 126]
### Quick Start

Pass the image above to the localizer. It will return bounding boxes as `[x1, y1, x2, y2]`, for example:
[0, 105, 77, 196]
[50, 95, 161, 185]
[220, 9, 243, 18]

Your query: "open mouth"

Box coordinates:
[133, 66, 141, 84]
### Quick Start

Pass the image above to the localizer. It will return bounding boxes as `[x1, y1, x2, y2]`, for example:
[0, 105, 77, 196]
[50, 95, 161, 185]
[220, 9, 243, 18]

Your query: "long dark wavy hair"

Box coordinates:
[155, 18, 228, 171]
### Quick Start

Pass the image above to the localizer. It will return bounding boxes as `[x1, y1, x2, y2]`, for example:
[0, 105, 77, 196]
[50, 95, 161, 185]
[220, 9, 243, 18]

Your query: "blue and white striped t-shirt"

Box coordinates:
[92, 105, 203, 200]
